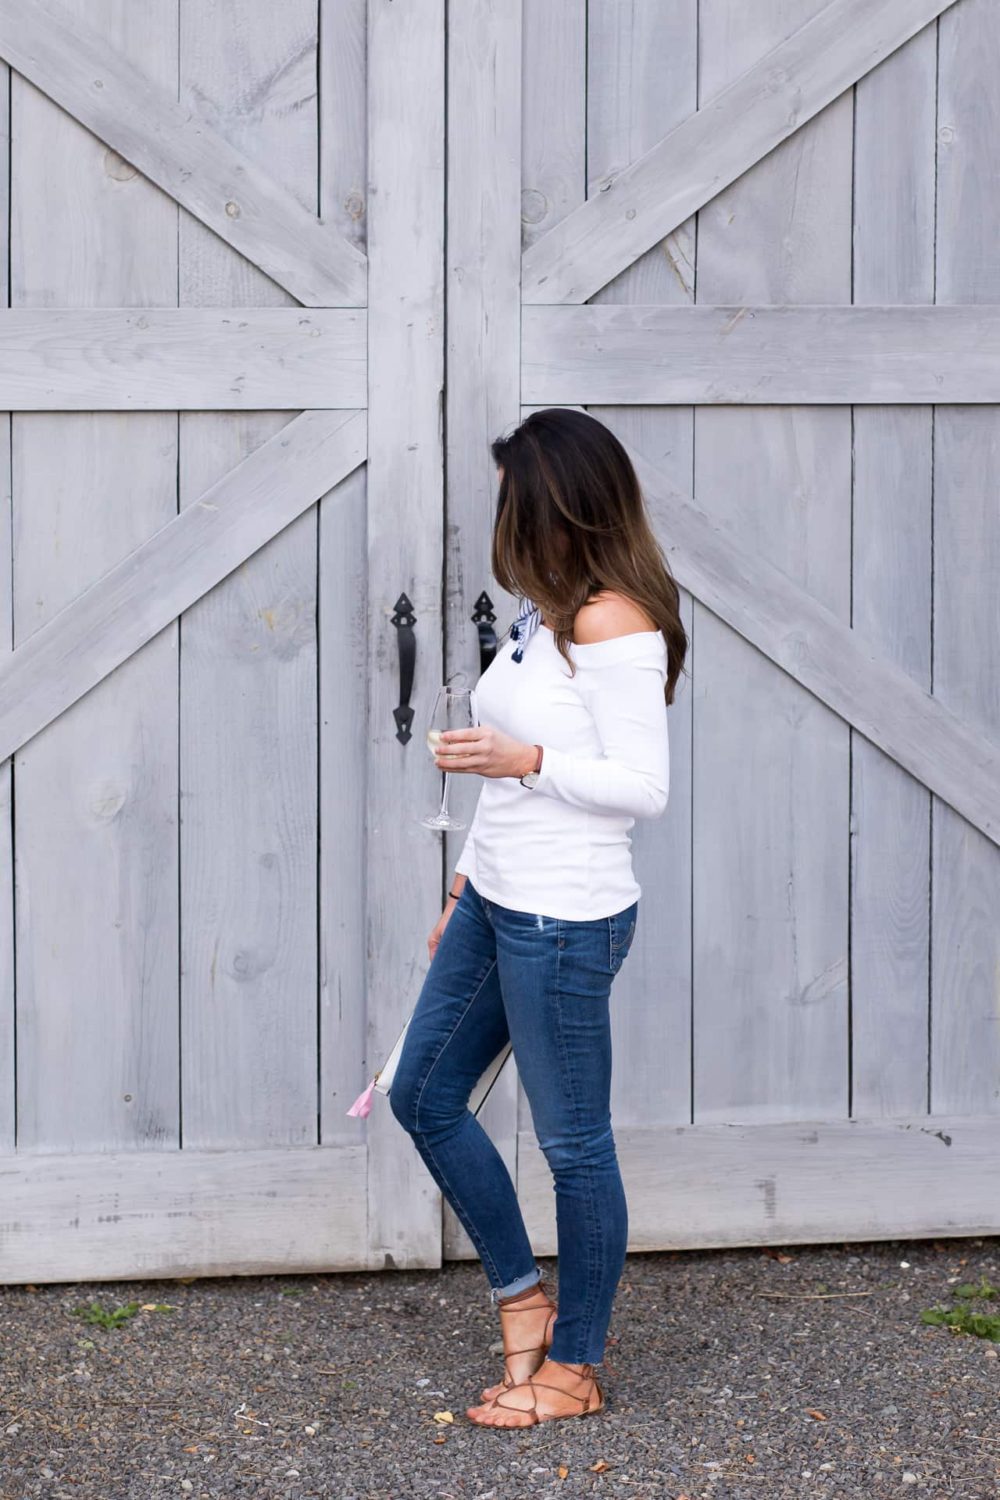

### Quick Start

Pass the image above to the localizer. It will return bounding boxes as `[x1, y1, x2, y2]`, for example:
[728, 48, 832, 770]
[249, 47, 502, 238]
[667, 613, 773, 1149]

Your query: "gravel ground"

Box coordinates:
[1, 1236, 999, 1500]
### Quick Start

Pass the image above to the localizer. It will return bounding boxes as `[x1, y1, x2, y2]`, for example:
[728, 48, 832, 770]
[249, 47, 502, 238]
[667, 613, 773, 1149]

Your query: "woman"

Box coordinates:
[389, 407, 688, 1428]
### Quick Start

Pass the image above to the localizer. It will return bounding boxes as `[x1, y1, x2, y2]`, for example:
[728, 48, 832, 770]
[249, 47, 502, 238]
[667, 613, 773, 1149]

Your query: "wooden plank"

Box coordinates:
[522, 304, 1000, 404]
[0, 308, 366, 409]
[0, 53, 10, 1155]
[177, 0, 323, 1154]
[441, 0, 522, 1266]
[583, 0, 697, 1134]
[11, 0, 181, 1156]
[364, 0, 446, 1272]
[317, 0, 371, 1150]
[625, 438, 1000, 849]
[0, 409, 367, 764]
[514, 0, 588, 1160]
[933, 0, 1000, 1116]
[0, 1146, 367, 1285]
[693, 1, 852, 1129]
[516, 1115, 1000, 1251]
[0, 0, 366, 307]
[851, 28, 937, 1118]
[521, 0, 959, 304]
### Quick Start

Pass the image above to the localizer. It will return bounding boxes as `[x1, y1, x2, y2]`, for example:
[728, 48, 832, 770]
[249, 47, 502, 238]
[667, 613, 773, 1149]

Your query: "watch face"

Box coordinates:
[521, 770, 540, 788]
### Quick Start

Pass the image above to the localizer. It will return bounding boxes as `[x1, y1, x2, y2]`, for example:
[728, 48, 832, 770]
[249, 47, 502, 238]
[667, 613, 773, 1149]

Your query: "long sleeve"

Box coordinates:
[532, 643, 670, 820]
[453, 789, 483, 875]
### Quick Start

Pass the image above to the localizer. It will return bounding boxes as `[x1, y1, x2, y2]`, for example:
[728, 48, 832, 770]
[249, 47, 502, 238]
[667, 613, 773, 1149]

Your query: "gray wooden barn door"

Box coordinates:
[3, 0, 1000, 1290]
[444, 0, 1000, 1268]
[0, 0, 447, 1284]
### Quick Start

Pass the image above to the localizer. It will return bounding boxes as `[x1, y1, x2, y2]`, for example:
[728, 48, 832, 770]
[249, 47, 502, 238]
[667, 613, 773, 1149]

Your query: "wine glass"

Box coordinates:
[420, 685, 477, 830]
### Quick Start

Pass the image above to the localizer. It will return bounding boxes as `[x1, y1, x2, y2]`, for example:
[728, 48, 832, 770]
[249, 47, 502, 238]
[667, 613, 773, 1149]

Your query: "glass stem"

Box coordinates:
[439, 770, 452, 817]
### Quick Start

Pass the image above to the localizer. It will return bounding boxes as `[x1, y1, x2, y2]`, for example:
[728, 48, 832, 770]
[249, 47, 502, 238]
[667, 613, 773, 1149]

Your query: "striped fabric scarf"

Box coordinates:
[508, 597, 542, 663]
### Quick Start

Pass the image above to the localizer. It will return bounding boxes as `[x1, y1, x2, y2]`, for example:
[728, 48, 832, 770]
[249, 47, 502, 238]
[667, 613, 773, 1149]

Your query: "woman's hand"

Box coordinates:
[435, 725, 536, 780]
[427, 902, 454, 962]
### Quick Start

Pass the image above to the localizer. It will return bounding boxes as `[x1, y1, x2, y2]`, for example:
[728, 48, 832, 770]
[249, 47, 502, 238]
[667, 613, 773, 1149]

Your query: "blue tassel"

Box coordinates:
[509, 598, 540, 663]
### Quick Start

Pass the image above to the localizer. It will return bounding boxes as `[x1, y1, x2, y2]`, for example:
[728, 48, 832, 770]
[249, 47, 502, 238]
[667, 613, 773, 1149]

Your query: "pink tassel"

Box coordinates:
[346, 1075, 378, 1117]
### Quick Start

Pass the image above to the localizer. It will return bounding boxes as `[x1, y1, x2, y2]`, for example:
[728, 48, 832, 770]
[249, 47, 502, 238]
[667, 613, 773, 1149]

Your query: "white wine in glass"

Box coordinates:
[420, 686, 476, 830]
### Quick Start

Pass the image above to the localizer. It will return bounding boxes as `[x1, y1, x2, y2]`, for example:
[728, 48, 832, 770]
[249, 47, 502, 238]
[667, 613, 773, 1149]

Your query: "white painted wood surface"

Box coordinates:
[0, 308, 366, 409]
[693, 0, 853, 1127]
[521, 0, 959, 304]
[12, 0, 181, 1159]
[177, 0, 326, 1160]
[0, 1147, 367, 1285]
[932, 0, 1000, 1116]
[317, 0, 371, 1155]
[522, 304, 1000, 404]
[851, 27, 936, 1117]
[2, 0, 999, 1284]
[0, 0, 366, 306]
[0, 411, 366, 764]
[0, 52, 10, 1158]
[441, 0, 522, 1266]
[363, 0, 446, 1274]
[518, 1115, 1000, 1251]
[579, 0, 697, 1135]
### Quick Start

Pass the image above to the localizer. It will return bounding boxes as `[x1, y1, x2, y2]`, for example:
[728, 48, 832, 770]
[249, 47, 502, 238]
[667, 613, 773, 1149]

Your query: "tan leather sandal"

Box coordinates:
[481, 1282, 558, 1401]
[470, 1357, 605, 1426]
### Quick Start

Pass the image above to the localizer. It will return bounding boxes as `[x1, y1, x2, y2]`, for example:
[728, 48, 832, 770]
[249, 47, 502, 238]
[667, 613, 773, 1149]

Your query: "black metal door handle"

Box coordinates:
[472, 590, 498, 676]
[391, 591, 416, 743]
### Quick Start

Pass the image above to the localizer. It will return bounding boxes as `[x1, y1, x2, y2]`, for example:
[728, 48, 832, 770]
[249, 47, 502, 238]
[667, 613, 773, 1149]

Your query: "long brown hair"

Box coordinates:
[490, 407, 688, 705]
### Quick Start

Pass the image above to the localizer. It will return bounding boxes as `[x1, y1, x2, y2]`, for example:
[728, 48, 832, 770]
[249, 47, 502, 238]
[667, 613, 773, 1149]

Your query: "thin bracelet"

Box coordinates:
[447, 888, 462, 902]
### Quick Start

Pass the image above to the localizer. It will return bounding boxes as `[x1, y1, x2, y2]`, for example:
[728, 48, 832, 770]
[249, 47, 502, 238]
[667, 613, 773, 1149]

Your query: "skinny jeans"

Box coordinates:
[389, 877, 638, 1365]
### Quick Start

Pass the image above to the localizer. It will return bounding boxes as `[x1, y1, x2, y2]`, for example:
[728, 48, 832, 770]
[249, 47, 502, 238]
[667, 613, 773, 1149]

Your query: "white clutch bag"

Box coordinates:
[347, 1014, 512, 1119]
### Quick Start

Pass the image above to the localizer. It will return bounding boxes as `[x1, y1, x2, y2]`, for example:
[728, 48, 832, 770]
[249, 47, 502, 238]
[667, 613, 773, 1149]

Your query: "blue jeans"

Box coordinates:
[389, 877, 638, 1365]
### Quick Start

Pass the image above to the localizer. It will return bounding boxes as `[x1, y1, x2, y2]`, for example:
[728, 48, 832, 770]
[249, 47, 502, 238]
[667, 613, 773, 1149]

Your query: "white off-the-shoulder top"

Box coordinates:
[453, 621, 670, 920]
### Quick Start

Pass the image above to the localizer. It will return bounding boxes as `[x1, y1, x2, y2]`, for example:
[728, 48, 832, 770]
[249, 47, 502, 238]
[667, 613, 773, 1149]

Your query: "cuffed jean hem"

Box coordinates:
[489, 1264, 544, 1305]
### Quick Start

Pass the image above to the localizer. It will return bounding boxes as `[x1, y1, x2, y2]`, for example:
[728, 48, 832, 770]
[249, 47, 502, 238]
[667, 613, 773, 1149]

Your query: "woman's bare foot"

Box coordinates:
[480, 1283, 557, 1402]
[467, 1357, 604, 1427]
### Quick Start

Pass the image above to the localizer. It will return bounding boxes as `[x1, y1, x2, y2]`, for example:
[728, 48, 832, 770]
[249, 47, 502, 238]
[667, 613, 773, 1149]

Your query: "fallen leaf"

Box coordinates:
[558, 1464, 569, 1479]
[806, 1409, 828, 1421]
[589, 1459, 612, 1472]
[433, 1410, 455, 1424]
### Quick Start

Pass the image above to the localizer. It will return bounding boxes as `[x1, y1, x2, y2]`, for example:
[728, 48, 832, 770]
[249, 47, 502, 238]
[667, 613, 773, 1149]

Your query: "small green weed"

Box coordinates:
[70, 1300, 142, 1330]
[921, 1276, 1000, 1341]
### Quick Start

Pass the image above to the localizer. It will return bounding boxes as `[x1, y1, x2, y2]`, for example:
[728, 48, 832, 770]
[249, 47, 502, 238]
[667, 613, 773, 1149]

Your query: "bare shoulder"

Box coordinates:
[573, 589, 658, 645]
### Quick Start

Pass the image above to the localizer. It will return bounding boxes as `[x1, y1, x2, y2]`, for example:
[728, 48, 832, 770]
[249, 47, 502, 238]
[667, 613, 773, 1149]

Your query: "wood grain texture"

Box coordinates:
[0, 410, 366, 765]
[522, 303, 1000, 404]
[521, 0, 959, 304]
[317, 0, 371, 1151]
[516, 1116, 1000, 1251]
[583, 0, 697, 1133]
[626, 438, 1000, 848]
[850, 28, 936, 1118]
[0, 1146, 367, 1285]
[11, 0, 181, 1155]
[932, 0, 1000, 1116]
[177, 0, 323, 1155]
[441, 0, 522, 1265]
[0, 53, 10, 1154]
[693, 0, 852, 1128]
[0, 0, 366, 306]
[0, 308, 366, 408]
[364, 0, 445, 1272]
